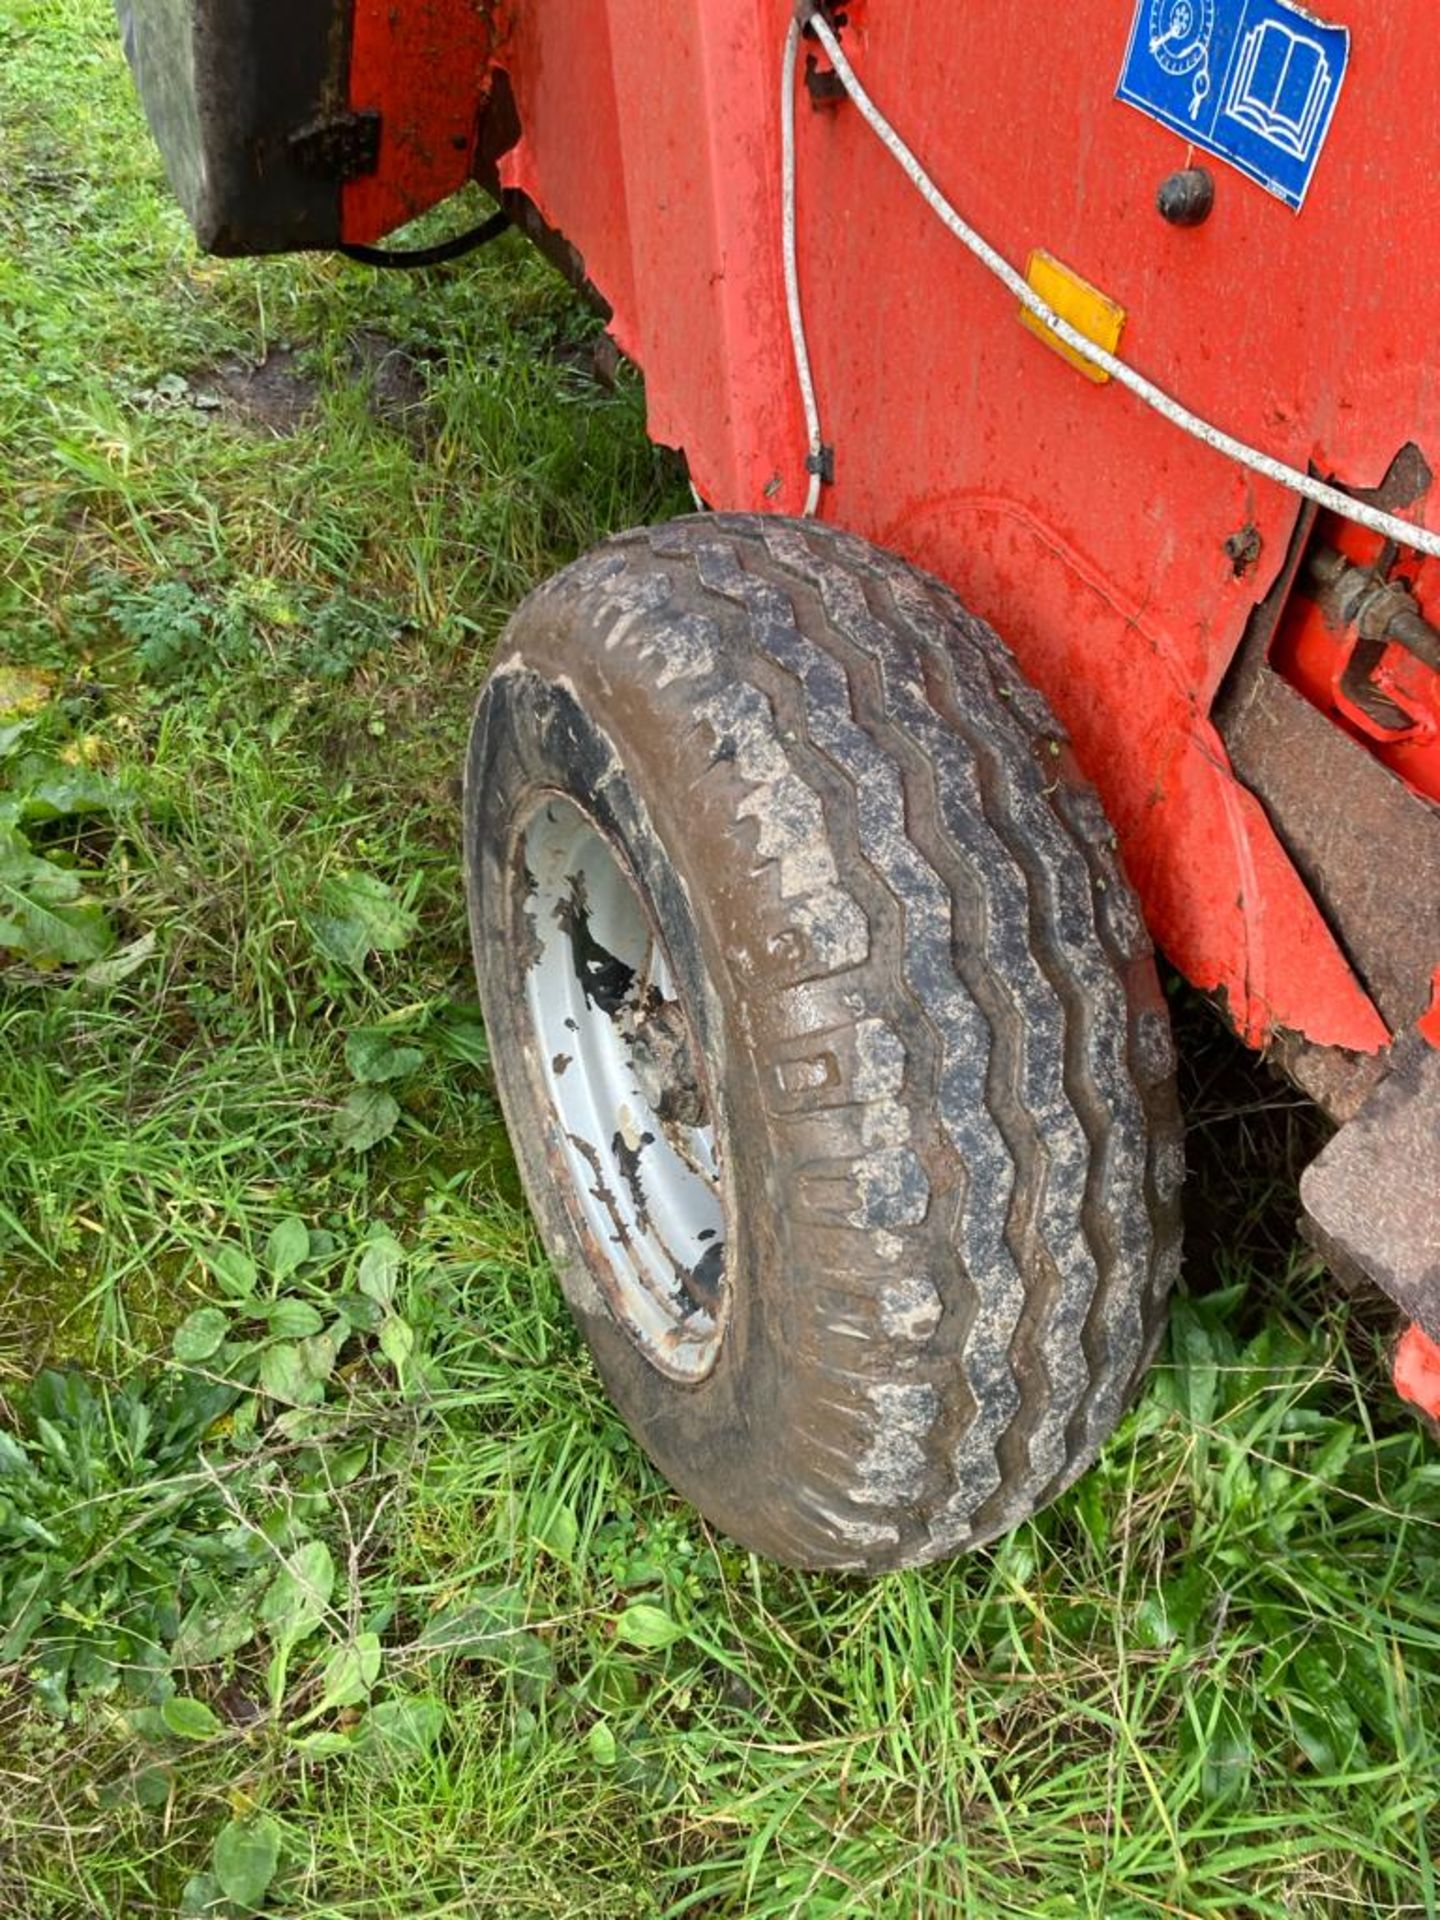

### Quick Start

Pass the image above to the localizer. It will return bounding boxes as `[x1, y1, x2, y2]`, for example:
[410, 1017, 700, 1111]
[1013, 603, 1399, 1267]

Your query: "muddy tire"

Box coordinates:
[464, 514, 1182, 1572]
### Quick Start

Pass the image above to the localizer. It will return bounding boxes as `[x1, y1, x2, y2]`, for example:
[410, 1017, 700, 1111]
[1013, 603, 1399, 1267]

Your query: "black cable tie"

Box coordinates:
[806, 444, 835, 485]
[339, 209, 511, 271]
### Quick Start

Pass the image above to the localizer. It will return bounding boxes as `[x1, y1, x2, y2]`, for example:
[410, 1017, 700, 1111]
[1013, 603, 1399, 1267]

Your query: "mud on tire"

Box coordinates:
[465, 513, 1183, 1572]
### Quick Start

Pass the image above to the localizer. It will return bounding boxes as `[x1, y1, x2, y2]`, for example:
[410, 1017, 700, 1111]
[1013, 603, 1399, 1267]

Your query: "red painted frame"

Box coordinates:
[345, 0, 1440, 1065]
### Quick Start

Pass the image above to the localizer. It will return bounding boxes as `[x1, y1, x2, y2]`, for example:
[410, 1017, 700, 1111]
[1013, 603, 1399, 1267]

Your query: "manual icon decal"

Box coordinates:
[1117, 0, 1349, 211]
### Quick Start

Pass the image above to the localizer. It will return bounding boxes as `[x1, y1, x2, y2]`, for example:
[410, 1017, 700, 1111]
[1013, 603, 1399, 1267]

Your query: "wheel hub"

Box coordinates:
[516, 795, 728, 1381]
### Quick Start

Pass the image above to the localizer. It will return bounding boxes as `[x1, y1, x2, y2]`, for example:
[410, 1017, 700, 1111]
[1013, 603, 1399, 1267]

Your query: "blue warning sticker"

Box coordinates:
[1117, 0, 1349, 210]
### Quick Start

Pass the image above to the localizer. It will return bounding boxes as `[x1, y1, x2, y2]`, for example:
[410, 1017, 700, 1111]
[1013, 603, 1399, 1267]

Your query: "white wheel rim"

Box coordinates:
[517, 794, 727, 1382]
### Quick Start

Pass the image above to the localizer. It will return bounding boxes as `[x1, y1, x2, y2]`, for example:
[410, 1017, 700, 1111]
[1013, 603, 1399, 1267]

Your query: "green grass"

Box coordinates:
[2, 3, 1438, 1916]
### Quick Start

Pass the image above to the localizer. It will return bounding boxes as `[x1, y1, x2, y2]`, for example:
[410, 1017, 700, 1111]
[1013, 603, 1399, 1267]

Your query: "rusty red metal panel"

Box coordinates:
[1301, 1037, 1440, 1341]
[1221, 667, 1440, 1034]
[343, 0, 499, 244]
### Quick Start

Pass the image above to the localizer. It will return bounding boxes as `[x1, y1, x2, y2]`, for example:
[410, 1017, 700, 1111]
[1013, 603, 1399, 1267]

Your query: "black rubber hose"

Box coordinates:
[339, 209, 511, 270]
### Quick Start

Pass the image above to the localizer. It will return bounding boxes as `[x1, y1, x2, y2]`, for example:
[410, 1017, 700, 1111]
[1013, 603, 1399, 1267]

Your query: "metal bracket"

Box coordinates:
[1301, 1034, 1440, 1339]
[288, 111, 382, 183]
[806, 443, 836, 485]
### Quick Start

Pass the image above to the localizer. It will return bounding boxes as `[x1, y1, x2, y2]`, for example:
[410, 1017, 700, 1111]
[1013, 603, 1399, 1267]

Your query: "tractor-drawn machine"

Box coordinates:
[118, 0, 1440, 1569]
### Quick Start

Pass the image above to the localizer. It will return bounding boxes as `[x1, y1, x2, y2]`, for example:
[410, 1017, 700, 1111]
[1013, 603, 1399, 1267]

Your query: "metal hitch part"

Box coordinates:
[1307, 546, 1440, 676]
[1300, 1035, 1440, 1340]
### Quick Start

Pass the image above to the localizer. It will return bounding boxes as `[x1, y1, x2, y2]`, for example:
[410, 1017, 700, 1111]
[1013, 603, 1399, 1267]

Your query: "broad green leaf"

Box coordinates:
[1134, 1565, 1211, 1650]
[1171, 1303, 1220, 1432]
[258, 1298, 325, 1340]
[614, 1604, 685, 1652]
[412, 1589, 555, 1695]
[271, 1404, 344, 1442]
[300, 1328, 342, 1388]
[172, 1587, 264, 1667]
[178, 1871, 225, 1918]
[356, 1236, 403, 1307]
[1288, 1646, 1363, 1770]
[416, 1588, 526, 1655]
[34, 1416, 73, 1468]
[161, 1695, 224, 1741]
[133, 1764, 174, 1808]
[265, 1216, 309, 1281]
[172, 1308, 229, 1365]
[1302, 1423, 1356, 1496]
[533, 1500, 578, 1559]
[11, 760, 128, 821]
[206, 1246, 258, 1299]
[316, 1632, 382, 1712]
[334, 1290, 383, 1331]
[291, 1730, 354, 1757]
[588, 1720, 617, 1767]
[309, 872, 417, 973]
[260, 1541, 335, 1649]
[345, 1030, 425, 1084]
[333, 1087, 400, 1154]
[327, 1443, 372, 1487]
[0, 825, 113, 965]
[428, 1005, 489, 1069]
[259, 1342, 325, 1407]
[212, 1812, 281, 1910]
[1199, 1710, 1253, 1805]
[359, 1693, 445, 1763]
[1332, 1636, 1395, 1740]
[378, 1315, 415, 1369]
[1070, 1471, 1110, 1554]
[1178, 1681, 1247, 1804]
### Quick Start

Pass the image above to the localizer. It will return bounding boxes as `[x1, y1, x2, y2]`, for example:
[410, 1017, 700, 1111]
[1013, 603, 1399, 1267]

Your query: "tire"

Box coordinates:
[464, 513, 1183, 1572]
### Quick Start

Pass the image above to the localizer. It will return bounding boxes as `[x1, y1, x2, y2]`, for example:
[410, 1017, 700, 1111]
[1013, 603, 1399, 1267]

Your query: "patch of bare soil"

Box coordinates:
[197, 334, 429, 436]
[347, 329, 428, 424]
[200, 346, 317, 435]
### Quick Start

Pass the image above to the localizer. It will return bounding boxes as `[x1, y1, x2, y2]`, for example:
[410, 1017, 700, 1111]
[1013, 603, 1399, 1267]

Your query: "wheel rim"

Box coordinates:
[515, 794, 727, 1382]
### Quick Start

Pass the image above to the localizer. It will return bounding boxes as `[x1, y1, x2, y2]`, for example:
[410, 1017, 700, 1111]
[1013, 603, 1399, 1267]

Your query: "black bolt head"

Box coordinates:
[1157, 167, 1215, 228]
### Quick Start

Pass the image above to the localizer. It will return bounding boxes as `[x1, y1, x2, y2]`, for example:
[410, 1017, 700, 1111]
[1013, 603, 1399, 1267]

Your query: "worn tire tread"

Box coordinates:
[475, 513, 1183, 1570]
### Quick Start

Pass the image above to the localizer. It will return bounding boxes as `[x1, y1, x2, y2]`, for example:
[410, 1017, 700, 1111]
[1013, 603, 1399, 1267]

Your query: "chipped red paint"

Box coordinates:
[343, 0, 499, 244]
[1394, 1323, 1440, 1419]
[1420, 969, 1440, 1051]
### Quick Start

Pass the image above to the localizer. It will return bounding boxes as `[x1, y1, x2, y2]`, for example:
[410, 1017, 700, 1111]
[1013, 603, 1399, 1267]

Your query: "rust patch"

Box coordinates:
[1222, 668, 1440, 1032]
[1224, 524, 1263, 579]
[1345, 441, 1434, 514]
[1301, 1035, 1440, 1337]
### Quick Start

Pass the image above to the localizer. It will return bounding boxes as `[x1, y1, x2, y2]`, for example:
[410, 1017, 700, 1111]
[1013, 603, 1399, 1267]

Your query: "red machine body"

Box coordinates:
[340, 0, 1440, 1069]
[122, 0, 1440, 1374]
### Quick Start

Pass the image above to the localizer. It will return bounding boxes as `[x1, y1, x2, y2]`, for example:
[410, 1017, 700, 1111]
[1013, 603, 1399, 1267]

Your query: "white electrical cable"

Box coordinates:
[782, 16, 825, 518]
[787, 8, 1440, 561]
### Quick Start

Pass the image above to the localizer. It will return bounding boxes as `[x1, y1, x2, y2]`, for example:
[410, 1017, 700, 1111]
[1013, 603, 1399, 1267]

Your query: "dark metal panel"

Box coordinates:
[116, 0, 350, 253]
[1301, 1037, 1440, 1339]
[1221, 666, 1440, 1034]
